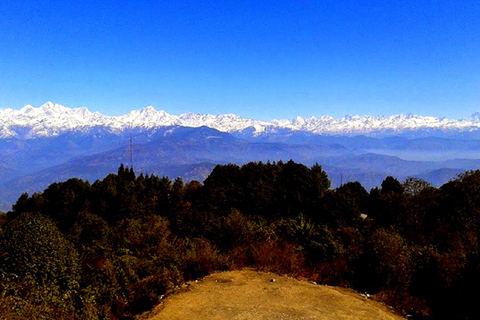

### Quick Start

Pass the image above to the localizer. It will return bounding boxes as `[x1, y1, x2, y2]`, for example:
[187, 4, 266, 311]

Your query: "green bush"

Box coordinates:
[0, 212, 81, 318]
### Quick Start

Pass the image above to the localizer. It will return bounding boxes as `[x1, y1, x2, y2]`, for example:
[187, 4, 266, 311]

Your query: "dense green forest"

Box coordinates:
[1, 161, 479, 319]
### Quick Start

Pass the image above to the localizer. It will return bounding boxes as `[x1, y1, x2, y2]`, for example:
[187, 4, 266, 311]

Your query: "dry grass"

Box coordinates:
[143, 269, 405, 320]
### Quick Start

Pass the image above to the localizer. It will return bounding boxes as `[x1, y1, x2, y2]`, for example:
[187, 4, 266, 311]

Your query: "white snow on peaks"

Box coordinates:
[0, 102, 109, 138]
[1, 102, 480, 138]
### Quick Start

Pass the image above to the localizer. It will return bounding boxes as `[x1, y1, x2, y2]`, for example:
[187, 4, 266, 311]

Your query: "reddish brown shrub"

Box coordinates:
[251, 240, 305, 276]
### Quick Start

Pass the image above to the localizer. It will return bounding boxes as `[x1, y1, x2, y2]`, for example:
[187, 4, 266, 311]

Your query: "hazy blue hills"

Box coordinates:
[2, 123, 480, 211]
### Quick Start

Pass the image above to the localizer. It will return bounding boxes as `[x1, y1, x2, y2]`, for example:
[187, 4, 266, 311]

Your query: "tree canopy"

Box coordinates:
[1, 162, 480, 319]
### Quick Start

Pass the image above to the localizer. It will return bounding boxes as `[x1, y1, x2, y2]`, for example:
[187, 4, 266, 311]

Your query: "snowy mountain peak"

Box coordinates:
[40, 101, 56, 110]
[471, 112, 480, 122]
[1, 103, 480, 139]
[20, 104, 36, 113]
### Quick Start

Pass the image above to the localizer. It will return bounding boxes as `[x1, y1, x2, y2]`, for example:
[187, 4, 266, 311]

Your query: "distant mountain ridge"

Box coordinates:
[2, 102, 480, 211]
[2, 102, 480, 138]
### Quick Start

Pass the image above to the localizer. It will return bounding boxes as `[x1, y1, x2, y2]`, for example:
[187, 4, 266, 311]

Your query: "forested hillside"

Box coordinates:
[1, 161, 479, 319]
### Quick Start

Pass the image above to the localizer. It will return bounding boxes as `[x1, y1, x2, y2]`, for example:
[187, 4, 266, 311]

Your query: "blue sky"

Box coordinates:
[1, 0, 479, 120]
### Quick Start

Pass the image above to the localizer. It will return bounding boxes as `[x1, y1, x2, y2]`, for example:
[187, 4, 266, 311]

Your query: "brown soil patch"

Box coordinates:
[145, 270, 404, 320]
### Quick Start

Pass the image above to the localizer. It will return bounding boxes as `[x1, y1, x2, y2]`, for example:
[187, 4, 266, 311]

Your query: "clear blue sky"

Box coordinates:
[1, 0, 479, 120]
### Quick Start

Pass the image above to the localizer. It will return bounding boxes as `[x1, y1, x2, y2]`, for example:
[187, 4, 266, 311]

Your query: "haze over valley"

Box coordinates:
[2, 102, 480, 210]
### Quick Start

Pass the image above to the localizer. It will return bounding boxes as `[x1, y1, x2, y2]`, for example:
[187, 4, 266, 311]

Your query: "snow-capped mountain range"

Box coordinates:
[2, 102, 480, 138]
[3, 102, 480, 211]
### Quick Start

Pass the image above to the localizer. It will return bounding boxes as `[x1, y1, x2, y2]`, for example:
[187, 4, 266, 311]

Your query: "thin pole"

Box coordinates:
[129, 129, 134, 169]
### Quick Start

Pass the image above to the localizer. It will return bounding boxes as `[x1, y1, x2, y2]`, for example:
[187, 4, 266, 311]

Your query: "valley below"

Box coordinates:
[3, 103, 480, 210]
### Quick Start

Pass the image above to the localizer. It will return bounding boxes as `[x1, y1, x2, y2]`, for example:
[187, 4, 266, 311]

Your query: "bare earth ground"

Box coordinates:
[144, 270, 405, 320]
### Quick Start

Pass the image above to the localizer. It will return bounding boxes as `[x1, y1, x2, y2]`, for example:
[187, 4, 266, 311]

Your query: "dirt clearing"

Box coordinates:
[145, 269, 405, 320]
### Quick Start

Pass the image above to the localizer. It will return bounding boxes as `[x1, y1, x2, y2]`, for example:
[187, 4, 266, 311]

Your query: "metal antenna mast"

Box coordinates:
[129, 129, 134, 169]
